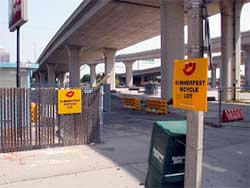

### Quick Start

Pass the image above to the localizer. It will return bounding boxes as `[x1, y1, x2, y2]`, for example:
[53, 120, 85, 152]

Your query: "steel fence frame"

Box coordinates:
[0, 87, 100, 153]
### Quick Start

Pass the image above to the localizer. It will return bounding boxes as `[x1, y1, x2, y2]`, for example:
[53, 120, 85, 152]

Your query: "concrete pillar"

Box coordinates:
[185, 0, 204, 188]
[141, 76, 145, 86]
[220, 0, 244, 101]
[234, 0, 244, 97]
[58, 72, 65, 86]
[160, 0, 184, 101]
[211, 66, 217, 88]
[103, 48, 116, 90]
[89, 64, 97, 87]
[38, 71, 46, 86]
[46, 64, 56, 86]
[67, 45, 81, 87]
[125, 61, 134, 87]
[33, 72, 40, 84]
[26, 70, 31, 88]
[244, 47, 250, 89]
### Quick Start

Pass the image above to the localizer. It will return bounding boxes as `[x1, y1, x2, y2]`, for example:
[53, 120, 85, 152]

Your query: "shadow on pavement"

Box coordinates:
[90, 95, 250, 188]
[90, 95, 185, 185]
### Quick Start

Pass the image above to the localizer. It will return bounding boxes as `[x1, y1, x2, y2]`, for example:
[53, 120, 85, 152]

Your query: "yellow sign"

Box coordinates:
[58, 89, 82, 115]
[173, 58, 208, 112]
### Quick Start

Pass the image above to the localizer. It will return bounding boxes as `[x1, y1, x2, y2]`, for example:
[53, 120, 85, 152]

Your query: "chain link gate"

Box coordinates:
[0, 87, 101, 153]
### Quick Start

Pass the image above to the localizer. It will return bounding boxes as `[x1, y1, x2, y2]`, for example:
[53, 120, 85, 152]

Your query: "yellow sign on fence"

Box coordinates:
[173, 58, 208, 112]
[58, 89, 82, 115]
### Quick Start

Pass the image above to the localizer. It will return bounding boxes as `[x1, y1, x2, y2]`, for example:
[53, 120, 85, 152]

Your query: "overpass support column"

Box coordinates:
[160, 0, 184, 101]
[46, 64, 56, 87]
[58, 72, 65, 87]
[211, 66, 217, 88]
[141, 76, 145, 86]
[244, 47, 250, 89]
[103, 48, 116, 90]
[33, 72, 40, 85]
[89, 64, 97, 87]
[220, 0, 244, 101]
[67, 45, 81, 87]
[125, 61, 135, 88]
[38, 71, 46, 87]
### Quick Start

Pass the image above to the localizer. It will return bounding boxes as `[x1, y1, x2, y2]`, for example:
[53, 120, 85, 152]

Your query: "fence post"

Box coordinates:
[103, 84, 111, 112]
[99, 86, 104, 143]
[218, 88, 222, 127]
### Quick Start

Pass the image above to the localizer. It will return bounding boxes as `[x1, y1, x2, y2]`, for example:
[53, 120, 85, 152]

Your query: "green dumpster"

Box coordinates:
[145, 120, 187, 188]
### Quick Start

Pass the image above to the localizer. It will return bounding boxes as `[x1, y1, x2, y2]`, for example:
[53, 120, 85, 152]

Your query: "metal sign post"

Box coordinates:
[9, 0, 28, 88]
[218, 87, 222, 127]
[16, 26, 20, 87]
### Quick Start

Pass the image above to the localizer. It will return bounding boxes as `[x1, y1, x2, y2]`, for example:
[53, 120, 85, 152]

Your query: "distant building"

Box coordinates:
[0, 48, 10, 63]
[0, 61, 38, 88]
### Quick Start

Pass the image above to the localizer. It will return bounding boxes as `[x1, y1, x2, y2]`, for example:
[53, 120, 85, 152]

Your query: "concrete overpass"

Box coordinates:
[36, 0, 250, 101]
[65, 31, 250, 89]
[118, 54, 247, 87]
[115, 31, 250, 62]
[113, 31, 249, 88]
[36, 0, 220, 86]
[119, 56, 222, 77]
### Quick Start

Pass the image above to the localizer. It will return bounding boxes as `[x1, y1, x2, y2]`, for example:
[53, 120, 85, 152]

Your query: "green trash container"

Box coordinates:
[145, 120, 187, 188]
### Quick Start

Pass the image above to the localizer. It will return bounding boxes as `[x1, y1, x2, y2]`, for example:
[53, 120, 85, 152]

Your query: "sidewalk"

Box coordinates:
[0, 145, 146, 188]
[0, 96, 249, 188]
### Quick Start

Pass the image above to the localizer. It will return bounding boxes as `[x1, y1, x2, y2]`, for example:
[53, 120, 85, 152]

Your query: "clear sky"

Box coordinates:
[0, 0, 83, 62]
[0, 1, 249, 75]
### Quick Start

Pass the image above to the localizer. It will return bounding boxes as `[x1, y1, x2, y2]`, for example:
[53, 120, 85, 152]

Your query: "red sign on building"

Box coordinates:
[9, 0, 28, 32]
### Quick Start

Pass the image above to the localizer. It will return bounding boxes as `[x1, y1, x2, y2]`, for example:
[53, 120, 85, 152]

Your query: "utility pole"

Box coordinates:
[184, 0, 204, 188]
[16, 26, 20, 88]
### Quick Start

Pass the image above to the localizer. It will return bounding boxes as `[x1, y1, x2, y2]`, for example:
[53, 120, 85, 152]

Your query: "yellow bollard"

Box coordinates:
[31, 102, 37, 124]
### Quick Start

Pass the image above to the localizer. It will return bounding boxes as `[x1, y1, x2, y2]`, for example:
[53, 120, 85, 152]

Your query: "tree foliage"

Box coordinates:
[81, 74, 90, 83]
